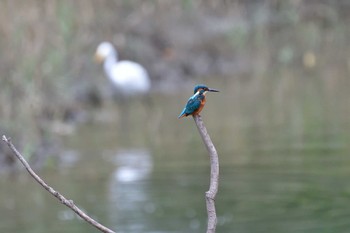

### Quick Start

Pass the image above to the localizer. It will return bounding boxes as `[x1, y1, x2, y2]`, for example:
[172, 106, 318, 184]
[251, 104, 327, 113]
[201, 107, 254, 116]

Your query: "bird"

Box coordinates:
[95, 41, 151, 97]
[178, 85, 219, 119]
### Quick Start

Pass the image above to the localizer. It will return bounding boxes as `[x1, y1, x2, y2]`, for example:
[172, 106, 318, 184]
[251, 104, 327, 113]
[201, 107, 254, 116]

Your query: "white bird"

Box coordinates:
[95, 42, 151, 97]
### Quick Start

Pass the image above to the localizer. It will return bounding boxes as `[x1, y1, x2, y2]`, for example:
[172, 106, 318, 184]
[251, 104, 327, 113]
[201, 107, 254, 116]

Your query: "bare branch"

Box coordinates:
[2, 135, 116, 233]
[192, 115, 219, 233]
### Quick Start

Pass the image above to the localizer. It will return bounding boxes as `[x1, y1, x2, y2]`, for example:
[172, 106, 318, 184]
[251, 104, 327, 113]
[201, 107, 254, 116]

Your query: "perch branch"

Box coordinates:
[192, 115, 219, 233]
[2, 135, 116, 233]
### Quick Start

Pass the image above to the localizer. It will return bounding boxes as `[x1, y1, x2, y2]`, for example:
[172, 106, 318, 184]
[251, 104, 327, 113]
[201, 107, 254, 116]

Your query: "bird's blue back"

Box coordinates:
[178, 90, 205, 118]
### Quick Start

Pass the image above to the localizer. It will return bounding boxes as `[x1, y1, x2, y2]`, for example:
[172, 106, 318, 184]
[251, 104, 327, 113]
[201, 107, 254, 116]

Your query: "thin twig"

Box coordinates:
[192, 115, 219, 233]
[2, 135, 116, 233]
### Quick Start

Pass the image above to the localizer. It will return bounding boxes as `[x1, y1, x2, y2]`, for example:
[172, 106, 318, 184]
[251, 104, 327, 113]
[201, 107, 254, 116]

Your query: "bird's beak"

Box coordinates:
[208, 88, 219, 92]
[94, 53, 105, 64]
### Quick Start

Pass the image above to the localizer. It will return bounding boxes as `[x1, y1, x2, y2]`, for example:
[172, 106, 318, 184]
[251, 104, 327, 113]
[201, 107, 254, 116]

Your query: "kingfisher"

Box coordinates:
[178, 85, 219, 119]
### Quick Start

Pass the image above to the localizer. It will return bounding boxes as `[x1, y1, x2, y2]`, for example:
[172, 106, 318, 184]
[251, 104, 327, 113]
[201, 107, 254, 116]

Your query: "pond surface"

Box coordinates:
[0, 75, 350, 233]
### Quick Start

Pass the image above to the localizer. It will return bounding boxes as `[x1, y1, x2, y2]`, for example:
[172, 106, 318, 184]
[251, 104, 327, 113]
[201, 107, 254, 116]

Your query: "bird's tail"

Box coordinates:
[178, 109, 187, 119]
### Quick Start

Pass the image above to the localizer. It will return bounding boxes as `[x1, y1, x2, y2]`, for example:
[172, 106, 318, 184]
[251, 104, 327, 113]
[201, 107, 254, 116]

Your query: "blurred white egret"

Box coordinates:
[95, 41, 151, 97]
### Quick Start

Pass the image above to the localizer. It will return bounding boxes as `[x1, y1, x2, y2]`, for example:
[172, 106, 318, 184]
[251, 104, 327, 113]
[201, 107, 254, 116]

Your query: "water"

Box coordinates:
[0, 74, 350, 233]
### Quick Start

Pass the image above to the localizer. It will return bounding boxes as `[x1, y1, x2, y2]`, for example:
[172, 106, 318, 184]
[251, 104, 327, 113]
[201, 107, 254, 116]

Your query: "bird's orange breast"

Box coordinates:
[192, 97, 206, 115]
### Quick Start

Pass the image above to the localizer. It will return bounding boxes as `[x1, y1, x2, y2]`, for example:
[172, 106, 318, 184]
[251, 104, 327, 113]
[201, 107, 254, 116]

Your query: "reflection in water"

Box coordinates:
[111, 149, 153, 183]
[107, 149, 154, 231]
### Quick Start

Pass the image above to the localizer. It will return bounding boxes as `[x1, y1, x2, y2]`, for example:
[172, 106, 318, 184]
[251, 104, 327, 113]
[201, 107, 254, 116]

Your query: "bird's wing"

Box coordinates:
[185, 97, 201, 114]
[178, 97, 201, 117]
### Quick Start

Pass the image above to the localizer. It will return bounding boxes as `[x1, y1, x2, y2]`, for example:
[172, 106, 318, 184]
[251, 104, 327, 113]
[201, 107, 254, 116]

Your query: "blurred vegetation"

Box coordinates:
[0, 0, 350, 169]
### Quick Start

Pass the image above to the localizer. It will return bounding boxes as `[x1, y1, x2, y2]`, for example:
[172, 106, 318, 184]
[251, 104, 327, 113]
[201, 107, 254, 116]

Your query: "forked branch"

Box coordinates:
[2, 135, 116, 233]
